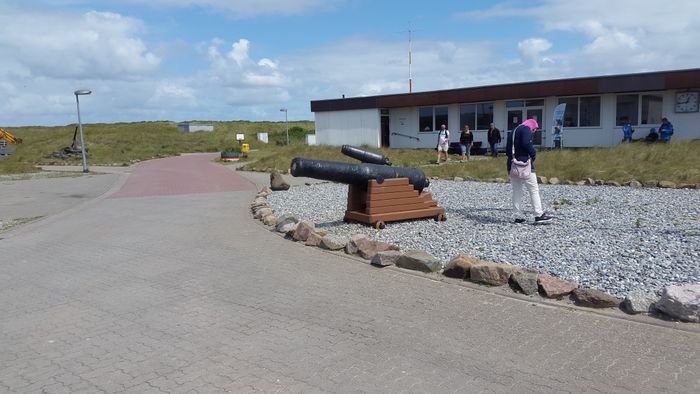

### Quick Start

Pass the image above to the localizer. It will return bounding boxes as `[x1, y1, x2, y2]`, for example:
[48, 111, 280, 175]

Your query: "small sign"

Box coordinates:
[236, 133, 245, 141]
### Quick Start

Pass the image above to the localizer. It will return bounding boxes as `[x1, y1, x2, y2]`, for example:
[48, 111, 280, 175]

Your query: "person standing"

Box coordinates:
[621, 119, 635, 142]
[506, 119, 552, 224]
[459, 125, 473, 161]
[658, 117, 674, 142]
[487, 123, 502, 157]
[436, 124, 450, 164]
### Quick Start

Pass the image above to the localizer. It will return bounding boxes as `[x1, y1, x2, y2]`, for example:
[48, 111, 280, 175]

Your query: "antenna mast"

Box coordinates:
[408, 26, 413, 94]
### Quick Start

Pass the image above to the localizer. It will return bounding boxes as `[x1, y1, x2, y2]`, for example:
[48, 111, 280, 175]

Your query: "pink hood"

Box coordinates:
[521, 119, 539, 131]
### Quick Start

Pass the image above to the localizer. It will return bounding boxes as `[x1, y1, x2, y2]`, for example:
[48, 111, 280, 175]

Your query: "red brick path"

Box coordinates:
[110, 153, 255, 198]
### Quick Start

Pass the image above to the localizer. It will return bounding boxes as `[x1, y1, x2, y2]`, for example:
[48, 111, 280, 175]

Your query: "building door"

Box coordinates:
[380, 111, 390, 147]
[506, 107, 544, 146]
[526, 108, 543, 145]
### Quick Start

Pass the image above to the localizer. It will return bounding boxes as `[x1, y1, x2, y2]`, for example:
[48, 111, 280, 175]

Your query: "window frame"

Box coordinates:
[459, 102, 494, 131]
[616, 92, 663, 126]
[418, 105, 449, 132]
[557, 95, 601, 127]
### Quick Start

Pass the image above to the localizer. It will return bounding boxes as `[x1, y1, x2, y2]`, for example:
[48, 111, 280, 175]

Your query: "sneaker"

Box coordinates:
[514, 218, 526, 224]
[535, 214, 553, 223]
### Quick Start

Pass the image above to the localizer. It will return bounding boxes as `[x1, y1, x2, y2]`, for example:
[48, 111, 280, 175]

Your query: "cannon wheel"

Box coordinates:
[435, 213, 446, 222]
[374, 221, 386, 230]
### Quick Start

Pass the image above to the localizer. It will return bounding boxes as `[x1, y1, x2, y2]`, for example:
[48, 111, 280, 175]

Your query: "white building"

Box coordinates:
[177, 123, 214, 133]
[310, 68, 700, 149]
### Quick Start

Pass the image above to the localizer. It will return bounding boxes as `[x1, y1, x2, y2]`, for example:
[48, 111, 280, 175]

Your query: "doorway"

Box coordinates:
[506, 106, 544, 146]
[380, 110, 390, 147]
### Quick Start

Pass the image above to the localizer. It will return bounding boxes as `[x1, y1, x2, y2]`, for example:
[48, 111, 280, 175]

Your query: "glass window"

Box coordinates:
[435, 106, 448, 130]
[419, 107, 433, 132]
[617, 95, 639, 126]
[506, 100, 524, 108]
[476, 103, 494, 130]
[579, 96, 600, 127]
[558, 97, 579, 127]
[459, 104, 476, 131]
[641, 94, 663, 125]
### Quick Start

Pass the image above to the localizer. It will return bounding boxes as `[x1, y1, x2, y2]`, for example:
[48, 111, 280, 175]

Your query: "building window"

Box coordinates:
[616, 95, 639, 125]
[459, 102, 493, 131]
[641, 94, 663, 125]
[419, 106, 448, 132]
[459, 104, 476, 130]
[419, 107, 433, 131]
[558, 96, 601, 127]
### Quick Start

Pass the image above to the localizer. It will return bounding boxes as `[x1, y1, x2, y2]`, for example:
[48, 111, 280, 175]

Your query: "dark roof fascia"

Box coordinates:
[310, 68, 700, 112]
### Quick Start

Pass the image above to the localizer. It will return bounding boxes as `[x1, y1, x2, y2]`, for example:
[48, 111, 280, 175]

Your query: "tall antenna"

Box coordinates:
[408, 27, 413, 94]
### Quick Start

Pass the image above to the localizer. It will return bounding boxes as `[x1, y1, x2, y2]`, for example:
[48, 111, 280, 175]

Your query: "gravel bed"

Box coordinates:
[267, 180, 700, 298]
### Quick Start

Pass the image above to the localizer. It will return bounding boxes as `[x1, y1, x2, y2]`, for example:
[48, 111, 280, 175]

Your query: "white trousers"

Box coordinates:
[511, 172, 543, 218]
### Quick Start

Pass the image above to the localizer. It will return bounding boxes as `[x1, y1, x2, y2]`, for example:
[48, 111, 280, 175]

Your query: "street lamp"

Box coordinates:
[279, 108, 289, 145]
[74, 89, 92, 173]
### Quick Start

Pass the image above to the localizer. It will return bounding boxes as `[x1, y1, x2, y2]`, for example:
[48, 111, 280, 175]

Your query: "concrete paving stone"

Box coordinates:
[1, 153, 699, 393]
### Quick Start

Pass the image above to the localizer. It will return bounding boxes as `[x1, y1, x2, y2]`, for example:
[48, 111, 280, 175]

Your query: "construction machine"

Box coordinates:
[0, 127, 22, 145]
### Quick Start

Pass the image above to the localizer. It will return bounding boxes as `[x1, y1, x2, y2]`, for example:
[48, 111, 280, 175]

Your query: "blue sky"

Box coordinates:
[1, 0, 699, 126]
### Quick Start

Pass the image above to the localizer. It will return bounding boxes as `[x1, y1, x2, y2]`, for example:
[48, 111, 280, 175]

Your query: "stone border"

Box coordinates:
[251, 186, 700, 324]
[446, 175, 698, 190]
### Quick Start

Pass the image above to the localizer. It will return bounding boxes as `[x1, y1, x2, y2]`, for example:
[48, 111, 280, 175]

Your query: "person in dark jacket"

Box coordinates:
[506, 119, 552, 224]
[487, 123, 502, 157]
[459, 125, 474, 161]
[658, 117, 674, 142]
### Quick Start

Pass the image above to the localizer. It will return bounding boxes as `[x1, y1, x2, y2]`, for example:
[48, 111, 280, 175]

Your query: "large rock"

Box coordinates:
[511, 270, 539, 295]
[270, 171, 290, 191]
[470, 262, 520, 286]
[443, 253, 482, 279]
[275, 214, 299, 233]
[628, 180, 642, 188]
[253, 207, 273, 220]
[658, 180, 676, 189]
[643, 180, 658, 188]
[354, 238, 400, 260]
[396, 250, 441, 273]
[320, 235, 349, 251]
[371, 251, 402, 267]
[655, 284, 700, 322]
[537, 176, 548, 184]
[292, 220, 315, 242]
[345, 234, 368, 255]
[538, 274, 578, 298]
[305, 232, 323, 247]
[548, 177, 560, 185]
[262, 215, 278, 226]
[571, 288, 622, 308]
[621, 290, 659, 314]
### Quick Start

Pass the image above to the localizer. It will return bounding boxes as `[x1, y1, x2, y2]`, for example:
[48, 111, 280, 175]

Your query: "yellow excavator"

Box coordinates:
[0, 127, 22, 158]
[0, 127, 22, 145]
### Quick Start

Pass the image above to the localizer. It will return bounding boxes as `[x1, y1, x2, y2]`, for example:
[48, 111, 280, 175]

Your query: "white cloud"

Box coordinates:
[0, 9, 160, 80]
[123, 0, 339, 17]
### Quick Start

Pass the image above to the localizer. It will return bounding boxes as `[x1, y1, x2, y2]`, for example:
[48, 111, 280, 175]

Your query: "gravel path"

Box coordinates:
[268, 180, 700, 298]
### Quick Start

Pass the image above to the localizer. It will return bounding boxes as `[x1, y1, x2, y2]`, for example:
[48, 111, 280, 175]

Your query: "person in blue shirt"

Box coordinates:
[658, 118, 674, 142]
[621, 118, 634, 142]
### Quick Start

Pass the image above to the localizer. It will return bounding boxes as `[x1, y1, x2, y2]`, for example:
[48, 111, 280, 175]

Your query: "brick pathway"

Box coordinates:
[0, 154, 698, 393]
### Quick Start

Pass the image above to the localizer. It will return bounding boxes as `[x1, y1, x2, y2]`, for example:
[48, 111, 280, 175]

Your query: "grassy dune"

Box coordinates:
[1, 121, 698, 184]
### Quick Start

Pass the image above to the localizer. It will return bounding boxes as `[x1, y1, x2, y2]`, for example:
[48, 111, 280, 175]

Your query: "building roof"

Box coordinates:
[310, 68, 700, 112]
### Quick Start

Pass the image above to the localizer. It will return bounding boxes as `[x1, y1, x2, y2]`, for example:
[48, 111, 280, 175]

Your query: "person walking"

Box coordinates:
[436, 124, 450, 164]
[459, 125, 473, 161]
[487, 123, 502, 157]
[506, 119, 552, 224]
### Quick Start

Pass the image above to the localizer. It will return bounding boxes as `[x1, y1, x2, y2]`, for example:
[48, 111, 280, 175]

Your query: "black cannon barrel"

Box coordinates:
[341, 145, 392, 166]
[290, 157, 429, 191]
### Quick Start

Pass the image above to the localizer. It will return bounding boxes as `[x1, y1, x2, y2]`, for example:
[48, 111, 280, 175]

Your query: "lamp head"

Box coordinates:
[279, 108, 287, 112]
[74, 89, 92, 96]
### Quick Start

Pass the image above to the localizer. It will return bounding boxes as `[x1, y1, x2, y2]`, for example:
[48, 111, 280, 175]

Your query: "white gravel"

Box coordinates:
[267, 180, 700, 298]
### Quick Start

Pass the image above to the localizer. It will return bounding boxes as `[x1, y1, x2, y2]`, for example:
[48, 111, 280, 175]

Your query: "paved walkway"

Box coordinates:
[1, 153, 698, 393]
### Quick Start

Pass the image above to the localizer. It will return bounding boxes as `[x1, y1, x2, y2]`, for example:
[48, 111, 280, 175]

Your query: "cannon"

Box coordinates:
[341, 145, 392, 166]
[290, 157, 428, 191]
[290, 157, 445, 228]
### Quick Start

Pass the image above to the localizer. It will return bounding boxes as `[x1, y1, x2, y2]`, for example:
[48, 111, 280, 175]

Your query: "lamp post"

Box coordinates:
[279, 108, 289, 145]
[74, 89, 92, 173]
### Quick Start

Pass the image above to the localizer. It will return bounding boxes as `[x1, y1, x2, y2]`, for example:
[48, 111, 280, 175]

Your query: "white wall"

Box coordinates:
[315, 109, 380, 147]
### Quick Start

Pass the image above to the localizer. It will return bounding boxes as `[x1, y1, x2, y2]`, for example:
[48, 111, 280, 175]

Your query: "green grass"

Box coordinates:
[2, 121, 699, 184]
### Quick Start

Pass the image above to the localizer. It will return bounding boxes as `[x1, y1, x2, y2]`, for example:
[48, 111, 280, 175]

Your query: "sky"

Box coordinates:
[1, 0, 699, 126]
